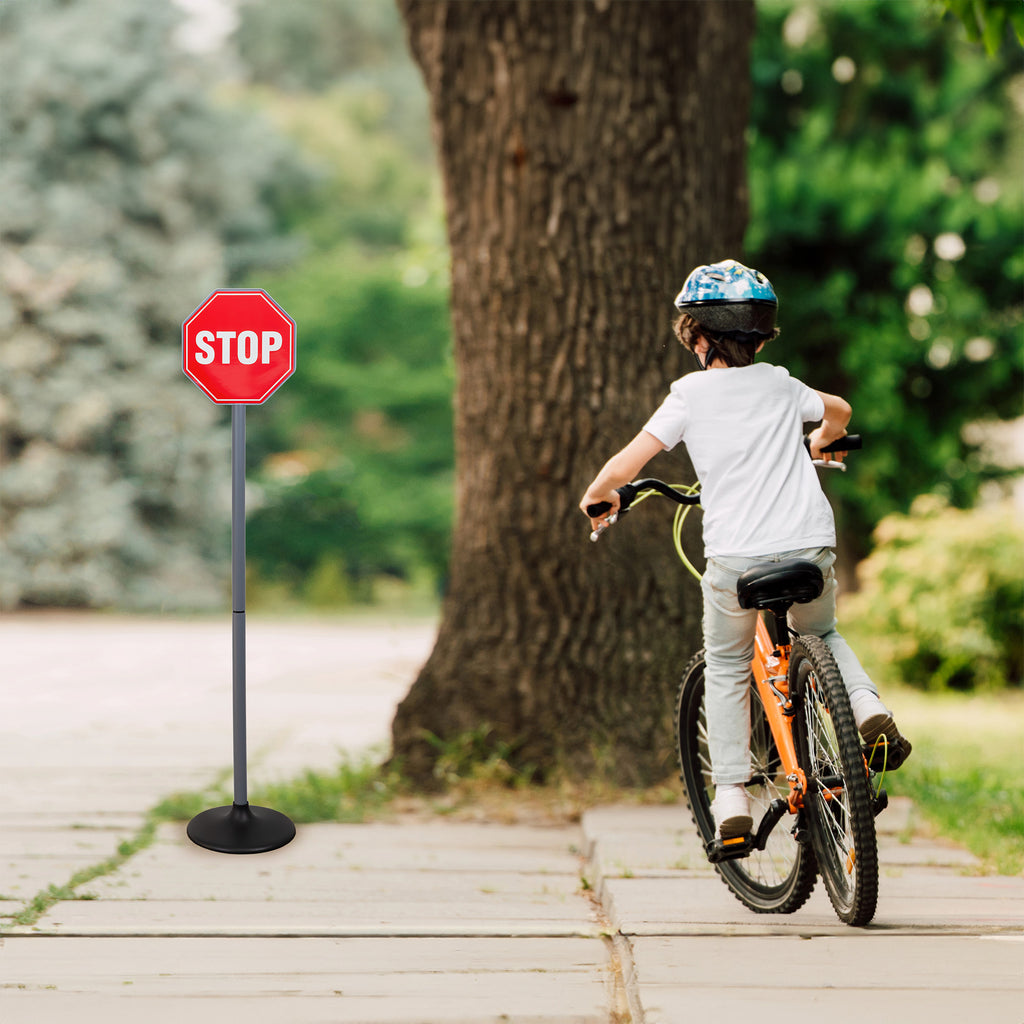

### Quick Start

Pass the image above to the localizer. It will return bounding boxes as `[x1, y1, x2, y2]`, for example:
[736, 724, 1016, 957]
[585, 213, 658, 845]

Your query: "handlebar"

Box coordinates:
[585, 478, 700, 519]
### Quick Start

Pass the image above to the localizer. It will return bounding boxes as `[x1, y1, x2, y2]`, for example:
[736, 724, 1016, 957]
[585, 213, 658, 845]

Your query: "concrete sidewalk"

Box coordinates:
[2, 614, 1022, 1023]
[584, 802, 1024, 1024]
[1, 819, 614, 1023]
[0, 614, 617, 1023]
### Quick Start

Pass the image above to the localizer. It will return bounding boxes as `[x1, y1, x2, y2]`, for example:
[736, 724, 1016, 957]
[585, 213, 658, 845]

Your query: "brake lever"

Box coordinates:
[589, 512, 619, 542]
[812, 459, 847, 472]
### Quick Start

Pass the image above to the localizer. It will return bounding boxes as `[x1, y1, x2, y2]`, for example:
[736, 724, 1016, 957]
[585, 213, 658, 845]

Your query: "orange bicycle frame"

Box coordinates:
[750, 613, 807, 813]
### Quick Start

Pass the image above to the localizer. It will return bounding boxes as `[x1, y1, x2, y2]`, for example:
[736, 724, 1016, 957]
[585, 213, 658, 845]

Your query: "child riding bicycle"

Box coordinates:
[580, 259, 911, 841]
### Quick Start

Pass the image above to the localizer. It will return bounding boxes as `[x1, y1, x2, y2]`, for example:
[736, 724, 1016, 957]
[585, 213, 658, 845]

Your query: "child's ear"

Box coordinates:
[755, 341, 766, 353]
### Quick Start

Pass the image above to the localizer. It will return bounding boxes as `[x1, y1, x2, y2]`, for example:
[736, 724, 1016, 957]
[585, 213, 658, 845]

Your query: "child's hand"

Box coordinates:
[579, 489, 620, 529]
[807, 426, 847, 464]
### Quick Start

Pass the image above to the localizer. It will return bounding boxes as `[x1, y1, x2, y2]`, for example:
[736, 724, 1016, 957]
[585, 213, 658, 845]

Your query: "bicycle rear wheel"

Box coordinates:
[790, 636, 879, 926]
[676, 650, 817, 915]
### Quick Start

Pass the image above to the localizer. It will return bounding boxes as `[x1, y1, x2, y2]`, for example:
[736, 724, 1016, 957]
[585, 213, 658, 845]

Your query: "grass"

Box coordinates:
[146, 757, 405, 827]
[247, 756, 405, 823]
[880, 685, 1024, 875]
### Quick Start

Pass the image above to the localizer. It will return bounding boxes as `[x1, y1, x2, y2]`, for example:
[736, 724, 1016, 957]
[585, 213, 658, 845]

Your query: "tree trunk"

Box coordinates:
[392, 0, 755, 786]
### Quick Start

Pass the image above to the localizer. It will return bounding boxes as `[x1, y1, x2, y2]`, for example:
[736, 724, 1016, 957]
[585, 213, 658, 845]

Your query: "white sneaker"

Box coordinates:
[712, 784, 752, 839]
[849, 689, 891, 733]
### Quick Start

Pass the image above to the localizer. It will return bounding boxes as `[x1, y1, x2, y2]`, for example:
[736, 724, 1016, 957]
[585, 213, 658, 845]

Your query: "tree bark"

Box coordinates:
[392, 0, 755, 785]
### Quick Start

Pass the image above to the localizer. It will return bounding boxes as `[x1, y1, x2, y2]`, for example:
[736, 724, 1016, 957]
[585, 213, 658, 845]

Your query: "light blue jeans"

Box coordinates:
[700, 547, 876, 786]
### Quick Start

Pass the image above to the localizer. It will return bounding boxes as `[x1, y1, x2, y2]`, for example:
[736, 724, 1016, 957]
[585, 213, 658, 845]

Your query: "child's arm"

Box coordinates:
[807, 391, 853, 461]
[579, 430, 666, 525]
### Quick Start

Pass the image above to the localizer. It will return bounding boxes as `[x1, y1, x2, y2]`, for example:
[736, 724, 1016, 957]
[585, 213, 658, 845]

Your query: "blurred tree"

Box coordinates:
[233, 0, 433, 159]
[236, 0, 402, 92]
[245, 249, 454, 598]
[746, 0, 1024, 566]
[0, 0, 305, 610]
[390, 0, 755, 785]
[225, 0, 452, 602]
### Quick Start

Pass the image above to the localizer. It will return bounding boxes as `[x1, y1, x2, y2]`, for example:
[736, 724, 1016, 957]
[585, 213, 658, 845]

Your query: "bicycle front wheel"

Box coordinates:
[791, 636, 879, 926]
[676, 651, 817, 915]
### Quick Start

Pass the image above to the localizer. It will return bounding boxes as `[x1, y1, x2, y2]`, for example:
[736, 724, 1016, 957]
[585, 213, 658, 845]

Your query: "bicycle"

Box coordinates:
[587, 436, 891, 927]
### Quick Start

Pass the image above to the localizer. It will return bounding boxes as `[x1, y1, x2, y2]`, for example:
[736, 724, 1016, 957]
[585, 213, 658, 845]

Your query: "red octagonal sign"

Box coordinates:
[183, 289, 296, 404]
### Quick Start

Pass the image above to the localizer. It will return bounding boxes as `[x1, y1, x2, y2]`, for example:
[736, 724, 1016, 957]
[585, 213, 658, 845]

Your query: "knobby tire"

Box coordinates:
[791, 636, 879, 926]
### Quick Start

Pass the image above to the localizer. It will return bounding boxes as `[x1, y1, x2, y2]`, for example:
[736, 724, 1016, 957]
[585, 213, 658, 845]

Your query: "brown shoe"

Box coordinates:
[860, 713, 912, 770]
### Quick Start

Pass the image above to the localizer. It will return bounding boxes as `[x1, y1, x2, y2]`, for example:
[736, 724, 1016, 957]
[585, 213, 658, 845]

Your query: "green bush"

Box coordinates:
[843, 497, 1023, 691]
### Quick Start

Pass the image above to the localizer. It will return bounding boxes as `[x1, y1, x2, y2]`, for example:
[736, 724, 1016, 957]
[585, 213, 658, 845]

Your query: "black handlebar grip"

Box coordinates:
[585, 482, 639, 519]
[820, 434, 862, 453]
[805, 434, 863, 454]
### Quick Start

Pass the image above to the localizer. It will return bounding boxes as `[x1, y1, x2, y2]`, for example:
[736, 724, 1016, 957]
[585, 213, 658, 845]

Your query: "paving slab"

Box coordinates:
[2, 853, 107, 901]
[581, 803, 1024, 1023]
[7, 820, 598, 937]
[596, 872, 1024, 935]
[0, 936, 612, 1024]
[626, 934, 1024, 1024]
[118, 820, 590, 878]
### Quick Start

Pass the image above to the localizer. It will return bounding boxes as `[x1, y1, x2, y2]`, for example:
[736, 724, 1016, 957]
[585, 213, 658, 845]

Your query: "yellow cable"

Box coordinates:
[666, 484, 703, 581]
[868, 735, 888, 794]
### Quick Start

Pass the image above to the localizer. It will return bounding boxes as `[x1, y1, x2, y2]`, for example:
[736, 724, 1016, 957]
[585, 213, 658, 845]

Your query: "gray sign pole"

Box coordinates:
[231, 404, 248, 807]
[186, 405, 295, 854]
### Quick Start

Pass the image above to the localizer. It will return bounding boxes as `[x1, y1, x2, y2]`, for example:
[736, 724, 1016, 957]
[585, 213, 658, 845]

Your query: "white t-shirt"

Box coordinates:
[642, 362, 836, 557]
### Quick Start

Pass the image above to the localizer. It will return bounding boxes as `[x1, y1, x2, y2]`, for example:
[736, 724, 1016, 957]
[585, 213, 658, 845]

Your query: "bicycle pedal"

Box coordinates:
[862, 737, 911, 771]
[705, 834, 754, 864]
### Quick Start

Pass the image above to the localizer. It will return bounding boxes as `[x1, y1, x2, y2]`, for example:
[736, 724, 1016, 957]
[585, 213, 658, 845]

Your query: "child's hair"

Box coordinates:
[673, 313, 780, 368]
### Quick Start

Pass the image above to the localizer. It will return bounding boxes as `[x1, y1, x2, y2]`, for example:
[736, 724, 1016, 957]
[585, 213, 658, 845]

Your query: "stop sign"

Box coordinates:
[182, 289, 296, 404]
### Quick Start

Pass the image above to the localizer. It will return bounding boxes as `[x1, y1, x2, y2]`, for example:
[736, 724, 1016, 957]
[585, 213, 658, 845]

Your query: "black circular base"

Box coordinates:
[187, 802, 295, 854]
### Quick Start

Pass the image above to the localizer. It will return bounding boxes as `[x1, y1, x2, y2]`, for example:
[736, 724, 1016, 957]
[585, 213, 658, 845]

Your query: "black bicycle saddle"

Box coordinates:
[736, 558, 824, 610]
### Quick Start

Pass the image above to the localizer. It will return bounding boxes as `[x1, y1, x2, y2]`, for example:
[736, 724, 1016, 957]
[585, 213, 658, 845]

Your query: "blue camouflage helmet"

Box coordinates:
[674, 259, 778, 340]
